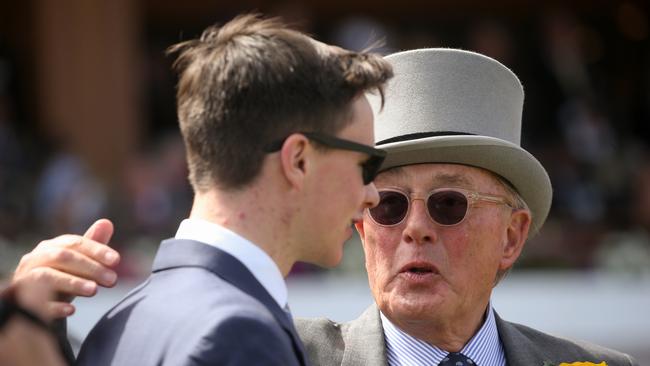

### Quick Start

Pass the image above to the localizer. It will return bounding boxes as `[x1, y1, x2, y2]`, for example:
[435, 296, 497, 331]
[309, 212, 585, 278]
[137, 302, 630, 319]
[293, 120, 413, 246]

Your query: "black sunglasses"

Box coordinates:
[266, 132, 386, 185]
[367, 187, 514, 227]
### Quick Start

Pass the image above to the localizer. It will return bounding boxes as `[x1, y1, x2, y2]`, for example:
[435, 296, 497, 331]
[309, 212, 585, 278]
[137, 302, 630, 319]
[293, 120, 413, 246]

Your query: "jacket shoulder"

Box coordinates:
[501, 320, 639, 366]
[295, 317, 345, 365]
[295, 306, 388, 366]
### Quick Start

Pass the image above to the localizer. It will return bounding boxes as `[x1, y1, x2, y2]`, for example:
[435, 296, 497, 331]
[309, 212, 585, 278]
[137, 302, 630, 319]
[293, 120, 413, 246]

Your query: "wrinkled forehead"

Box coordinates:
[374, 163, 503, 190]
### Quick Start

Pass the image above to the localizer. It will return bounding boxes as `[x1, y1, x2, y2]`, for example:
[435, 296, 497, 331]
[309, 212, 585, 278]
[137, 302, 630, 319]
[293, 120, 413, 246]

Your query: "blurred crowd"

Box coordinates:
[1, 4, 649, 279]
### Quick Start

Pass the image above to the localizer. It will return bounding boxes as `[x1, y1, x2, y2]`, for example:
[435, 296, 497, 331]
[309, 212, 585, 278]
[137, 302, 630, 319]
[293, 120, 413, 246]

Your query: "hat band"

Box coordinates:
[376, 131, 476, 145]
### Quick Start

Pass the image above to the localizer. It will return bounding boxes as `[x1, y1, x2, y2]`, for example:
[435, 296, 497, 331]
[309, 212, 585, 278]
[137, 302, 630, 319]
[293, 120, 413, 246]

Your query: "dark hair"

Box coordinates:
[168, 13, 393, 192]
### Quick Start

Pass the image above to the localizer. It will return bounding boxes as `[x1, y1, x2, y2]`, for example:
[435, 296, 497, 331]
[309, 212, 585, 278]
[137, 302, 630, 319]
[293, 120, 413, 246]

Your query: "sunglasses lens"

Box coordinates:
[427, 190, 468, 225]
[369, 191, 409, 225]
[361, 155, 385, 185]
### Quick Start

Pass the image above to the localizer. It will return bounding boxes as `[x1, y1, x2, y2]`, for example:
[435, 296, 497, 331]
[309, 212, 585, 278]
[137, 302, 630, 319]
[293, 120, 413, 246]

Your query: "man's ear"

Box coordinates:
[279, 134, 309, 189]
[499, 209, 531, 271]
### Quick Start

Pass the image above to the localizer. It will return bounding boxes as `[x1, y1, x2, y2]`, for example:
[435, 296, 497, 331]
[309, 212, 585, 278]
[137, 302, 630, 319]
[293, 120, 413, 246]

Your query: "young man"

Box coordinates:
[14, 13, 392, 366]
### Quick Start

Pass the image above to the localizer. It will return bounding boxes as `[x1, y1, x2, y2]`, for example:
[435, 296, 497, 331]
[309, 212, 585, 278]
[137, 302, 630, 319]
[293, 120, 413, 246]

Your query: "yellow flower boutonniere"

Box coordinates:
[543, 362, 607, 366]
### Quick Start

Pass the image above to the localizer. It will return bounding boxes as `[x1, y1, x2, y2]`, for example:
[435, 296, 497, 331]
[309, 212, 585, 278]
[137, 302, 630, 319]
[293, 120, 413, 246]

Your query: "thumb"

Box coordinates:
[83, 218, 114, 244]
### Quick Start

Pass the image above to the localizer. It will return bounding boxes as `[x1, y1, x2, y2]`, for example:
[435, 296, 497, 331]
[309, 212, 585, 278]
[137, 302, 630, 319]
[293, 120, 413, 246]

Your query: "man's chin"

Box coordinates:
[382, 292, 448, 320]
[306, 248, 344, 269]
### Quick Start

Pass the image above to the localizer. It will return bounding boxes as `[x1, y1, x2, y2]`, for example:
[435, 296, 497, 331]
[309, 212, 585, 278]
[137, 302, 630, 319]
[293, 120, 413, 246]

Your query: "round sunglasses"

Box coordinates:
[367, 187, 514, 227]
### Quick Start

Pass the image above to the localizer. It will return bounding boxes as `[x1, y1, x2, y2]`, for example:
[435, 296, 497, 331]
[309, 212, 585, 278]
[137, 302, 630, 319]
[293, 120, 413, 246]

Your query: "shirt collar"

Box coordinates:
[380, 303, 506, 366]
[175, 218, 288, 309]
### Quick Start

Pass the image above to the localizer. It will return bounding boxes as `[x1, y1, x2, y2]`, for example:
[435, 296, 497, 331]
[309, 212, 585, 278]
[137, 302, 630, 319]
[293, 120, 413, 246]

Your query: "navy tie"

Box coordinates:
[438, 352, 476, 366]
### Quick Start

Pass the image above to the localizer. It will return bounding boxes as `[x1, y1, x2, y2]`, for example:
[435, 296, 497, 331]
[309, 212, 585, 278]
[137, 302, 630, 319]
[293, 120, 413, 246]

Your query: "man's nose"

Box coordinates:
[364, 182, 380, 209]
[402, 198, 436, 244]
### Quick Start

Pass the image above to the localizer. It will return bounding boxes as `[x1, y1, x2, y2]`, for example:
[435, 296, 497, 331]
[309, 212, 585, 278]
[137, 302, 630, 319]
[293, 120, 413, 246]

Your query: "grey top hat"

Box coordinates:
[367, 48, 552, 235]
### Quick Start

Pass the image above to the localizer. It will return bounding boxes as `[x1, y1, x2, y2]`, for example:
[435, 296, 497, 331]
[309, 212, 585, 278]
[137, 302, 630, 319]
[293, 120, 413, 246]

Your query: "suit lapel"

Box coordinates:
[341, 305, 389, 366]
[152, 239, 308, 366]
[495, 312, 550, 366]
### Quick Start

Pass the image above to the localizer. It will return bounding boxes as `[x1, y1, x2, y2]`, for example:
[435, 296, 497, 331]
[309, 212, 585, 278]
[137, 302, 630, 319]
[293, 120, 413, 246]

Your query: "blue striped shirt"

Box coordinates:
[380, 304, 506, 366]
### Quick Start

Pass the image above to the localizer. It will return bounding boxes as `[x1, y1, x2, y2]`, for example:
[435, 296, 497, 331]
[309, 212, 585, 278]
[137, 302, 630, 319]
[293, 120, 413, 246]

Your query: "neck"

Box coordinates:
[387, 301, 489, 352]
[189, 186, 296, 276]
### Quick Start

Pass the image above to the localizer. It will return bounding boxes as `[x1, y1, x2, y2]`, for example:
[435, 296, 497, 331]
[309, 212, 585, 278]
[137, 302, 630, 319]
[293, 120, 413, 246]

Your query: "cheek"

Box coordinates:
[362, 227, 400, 283]
[445, 221, 504, 282]
[335, 159, 363, 187]
[336, 172, 365, 209]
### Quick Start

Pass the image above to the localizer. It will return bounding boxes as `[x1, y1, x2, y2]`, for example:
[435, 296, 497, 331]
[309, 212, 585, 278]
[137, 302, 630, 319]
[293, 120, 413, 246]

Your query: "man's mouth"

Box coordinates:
[399, 262, 439, 276]
[407, 267, 433, 274]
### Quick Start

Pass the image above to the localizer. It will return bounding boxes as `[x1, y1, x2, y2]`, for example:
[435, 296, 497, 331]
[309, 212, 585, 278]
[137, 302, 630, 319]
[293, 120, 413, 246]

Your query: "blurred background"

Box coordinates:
[1, 0, 649, 362]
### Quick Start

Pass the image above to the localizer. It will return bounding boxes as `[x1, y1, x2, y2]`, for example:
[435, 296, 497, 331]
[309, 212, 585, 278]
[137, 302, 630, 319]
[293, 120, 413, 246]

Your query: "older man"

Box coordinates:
[296, 49, 637, 366]
[14, 49, 637, 365]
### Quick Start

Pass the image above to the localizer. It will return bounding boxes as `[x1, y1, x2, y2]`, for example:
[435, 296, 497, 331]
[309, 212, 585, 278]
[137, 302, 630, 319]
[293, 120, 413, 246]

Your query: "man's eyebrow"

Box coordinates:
[381, 166, 403, 177]
[430, 173, 472, 187]
[375, 166, 404, 184]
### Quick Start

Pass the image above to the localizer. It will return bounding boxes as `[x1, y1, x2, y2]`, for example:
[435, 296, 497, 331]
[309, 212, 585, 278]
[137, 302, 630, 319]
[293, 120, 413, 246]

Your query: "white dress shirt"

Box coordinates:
[381, 303, 506, 366]
[175, 218, 288, 309]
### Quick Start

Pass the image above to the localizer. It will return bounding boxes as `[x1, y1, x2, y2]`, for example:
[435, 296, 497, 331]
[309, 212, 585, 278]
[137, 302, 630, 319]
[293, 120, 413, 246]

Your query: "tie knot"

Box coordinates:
[438, 352, 476, 366]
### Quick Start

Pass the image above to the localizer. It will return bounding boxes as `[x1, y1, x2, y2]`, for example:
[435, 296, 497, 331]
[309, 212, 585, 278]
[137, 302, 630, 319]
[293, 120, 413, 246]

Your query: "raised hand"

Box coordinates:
[12, 219, 120, 318]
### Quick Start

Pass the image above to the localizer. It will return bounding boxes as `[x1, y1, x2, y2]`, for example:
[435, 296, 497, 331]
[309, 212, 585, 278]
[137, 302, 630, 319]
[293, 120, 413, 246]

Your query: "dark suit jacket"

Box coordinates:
[296, 304, 638, 366]
[76, 239, 308, 366]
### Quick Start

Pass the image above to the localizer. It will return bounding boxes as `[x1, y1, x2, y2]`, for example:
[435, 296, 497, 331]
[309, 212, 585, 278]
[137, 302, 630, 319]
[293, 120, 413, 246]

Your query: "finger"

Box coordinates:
[7, 281, 69, 322]
[17, 245, 117, 288]
[83, 218, 114, 244]
[16, 267, 101, 301]
[16, 235, 119, 274]
[12, 268, 86, 319]
[13, 280, 53, 320]
[47, 301, 76, 319]
[45, 234, 120, 268]
[50, 246, 117, 287]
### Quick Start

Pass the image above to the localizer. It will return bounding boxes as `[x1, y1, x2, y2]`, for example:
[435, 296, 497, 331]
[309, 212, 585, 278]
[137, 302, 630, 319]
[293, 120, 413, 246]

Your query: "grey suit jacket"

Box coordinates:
[76, 239, 308, 366]
[296, 304, 638, 366]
